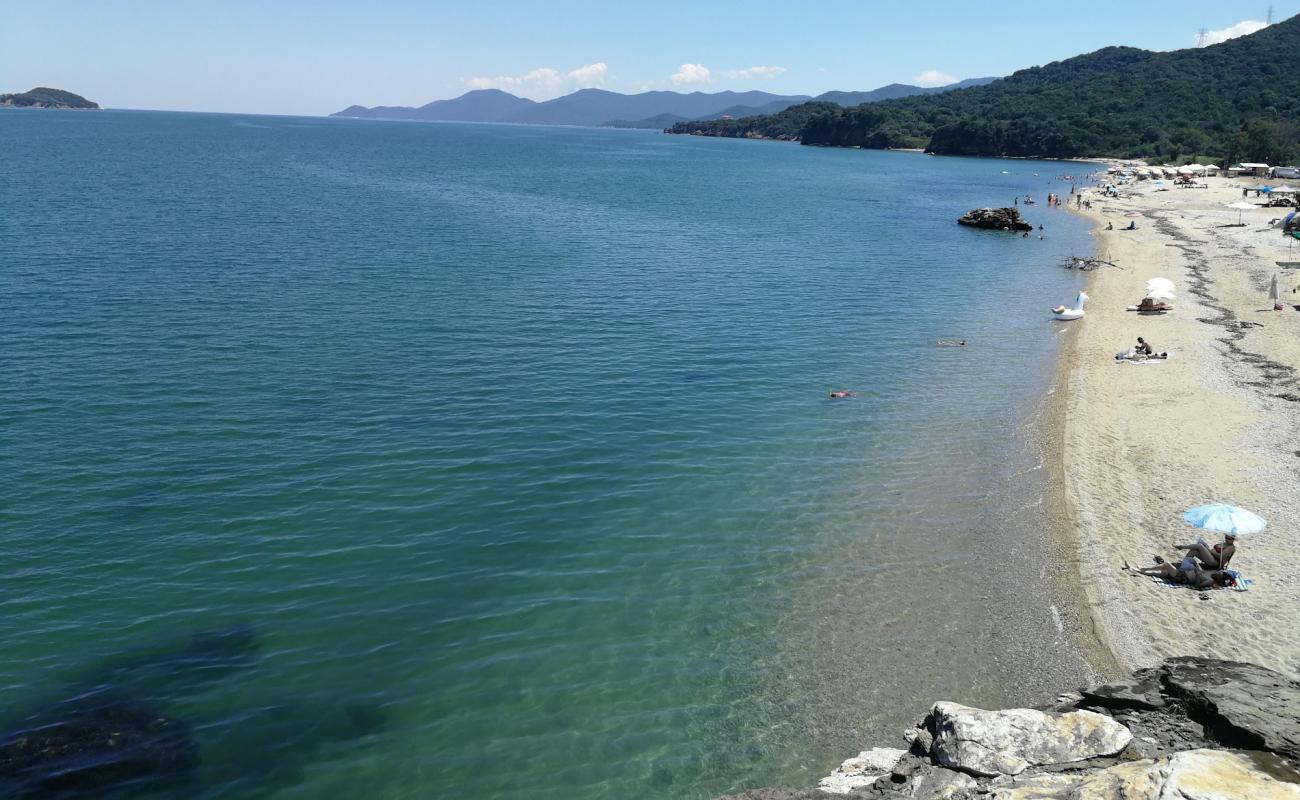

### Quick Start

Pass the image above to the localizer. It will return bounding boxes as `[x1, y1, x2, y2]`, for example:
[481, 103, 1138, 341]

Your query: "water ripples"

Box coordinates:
[1, 111, 1095, 799]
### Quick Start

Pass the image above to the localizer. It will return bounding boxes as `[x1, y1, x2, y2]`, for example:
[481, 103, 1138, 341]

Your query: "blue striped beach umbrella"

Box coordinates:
[1183, 504, 1267, 536]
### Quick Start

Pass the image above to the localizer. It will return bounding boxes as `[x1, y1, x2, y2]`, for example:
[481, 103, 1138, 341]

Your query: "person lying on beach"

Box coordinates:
[1122, 559, 1234, 590]
[829, 390, 853, 399]
[1135, 297, 1173, 312]
[1173, 535, 1236, 570]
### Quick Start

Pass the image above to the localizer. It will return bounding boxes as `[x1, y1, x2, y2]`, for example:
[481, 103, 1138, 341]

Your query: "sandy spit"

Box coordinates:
[1051, 176, 1300, 677]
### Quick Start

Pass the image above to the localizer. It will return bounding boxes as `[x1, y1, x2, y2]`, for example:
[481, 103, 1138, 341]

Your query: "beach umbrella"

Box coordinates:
[1146, 278, 1175, 291]
[1146, 287, 1176, 301]
[1183, 503, 1267, 536]
[1227, 201, 1256, 224]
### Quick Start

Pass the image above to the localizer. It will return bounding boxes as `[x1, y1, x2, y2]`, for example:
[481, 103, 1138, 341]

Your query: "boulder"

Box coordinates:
[956, 207, 1032, 231]
[988, 749, 1300, 799]
[1080, 673, 1166, 711]
[885, 764, 979, 799]
[929, 702, 1132, 777]
[816, 747, 906, 795]
[1159, 657, 1300, 763]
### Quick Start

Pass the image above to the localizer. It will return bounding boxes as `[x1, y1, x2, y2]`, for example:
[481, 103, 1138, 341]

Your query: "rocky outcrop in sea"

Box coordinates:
[720, 657, 1300, 799]
[956, 208, 1032, 231]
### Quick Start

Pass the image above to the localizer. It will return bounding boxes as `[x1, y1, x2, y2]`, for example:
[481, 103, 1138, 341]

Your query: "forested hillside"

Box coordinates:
[668, 15, 1300, 163]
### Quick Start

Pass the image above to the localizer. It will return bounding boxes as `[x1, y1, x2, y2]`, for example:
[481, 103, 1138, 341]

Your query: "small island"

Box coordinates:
[0, 87, 99, 109]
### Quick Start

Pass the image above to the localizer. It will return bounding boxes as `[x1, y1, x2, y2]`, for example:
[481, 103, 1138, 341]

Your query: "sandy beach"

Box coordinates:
[1054, 175, 1300, 676]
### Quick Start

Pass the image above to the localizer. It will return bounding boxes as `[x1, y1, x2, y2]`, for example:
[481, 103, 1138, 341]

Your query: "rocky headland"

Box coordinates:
[721, 657, 1300, 799]
[0, 88, 98, 110]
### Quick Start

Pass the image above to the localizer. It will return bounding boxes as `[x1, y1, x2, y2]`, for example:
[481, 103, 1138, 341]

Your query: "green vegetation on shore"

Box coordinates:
[668, 15, 1300, 163]
[0, 87, 99, 109]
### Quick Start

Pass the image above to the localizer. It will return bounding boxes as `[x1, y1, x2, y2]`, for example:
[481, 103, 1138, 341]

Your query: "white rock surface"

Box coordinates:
[815, 747, 906, 795]
[989, 749, 1300, 799]
[930, 701, 1132, 776]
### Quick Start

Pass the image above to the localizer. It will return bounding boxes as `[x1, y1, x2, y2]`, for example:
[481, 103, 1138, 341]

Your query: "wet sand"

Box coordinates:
[1053, 176, 1300, 675]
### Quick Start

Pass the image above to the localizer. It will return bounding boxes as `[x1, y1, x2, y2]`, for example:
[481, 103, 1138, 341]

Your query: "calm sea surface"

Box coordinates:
[1, 110, 1095, 799]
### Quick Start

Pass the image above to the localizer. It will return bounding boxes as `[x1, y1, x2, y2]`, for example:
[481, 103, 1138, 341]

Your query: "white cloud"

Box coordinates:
[912, 70, 957, 87]
[1200, 20, 1267, 46]
[671, 63, 712, 85]
[722, 66, 787, 80]
[465, 62, 607, 98]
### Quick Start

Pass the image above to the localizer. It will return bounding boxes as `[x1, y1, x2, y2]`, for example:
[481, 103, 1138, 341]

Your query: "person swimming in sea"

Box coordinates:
[829, 390, 854, 399]
[937, 339, 966, 347]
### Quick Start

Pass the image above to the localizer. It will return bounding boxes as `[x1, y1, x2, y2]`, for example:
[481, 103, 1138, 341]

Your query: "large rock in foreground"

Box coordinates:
[990, 749, 1300, 799]
[956, 207, 1032, 231]
[929, 702, 1131, 777]
[717, 657, 1300, 800]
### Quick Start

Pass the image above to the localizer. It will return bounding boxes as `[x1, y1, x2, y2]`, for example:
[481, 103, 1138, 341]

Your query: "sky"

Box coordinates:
[4, 1, 1297, 116]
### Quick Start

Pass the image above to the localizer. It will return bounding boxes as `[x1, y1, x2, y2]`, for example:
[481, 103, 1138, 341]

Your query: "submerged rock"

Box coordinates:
[0, 692, 198, 798]
[956, 207, 1032, 231]
[929, 702, 1131, 777]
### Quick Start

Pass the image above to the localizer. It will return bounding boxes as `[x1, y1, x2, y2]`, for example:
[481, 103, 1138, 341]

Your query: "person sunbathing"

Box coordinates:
[1136, 297, 1173, 312]
[1173, 534, 1236, 570]
[1122, 559, 1233, 589]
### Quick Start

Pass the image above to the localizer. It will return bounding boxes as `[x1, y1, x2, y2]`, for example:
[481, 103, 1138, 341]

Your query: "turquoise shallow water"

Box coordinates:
[2, 110, 1094, 799]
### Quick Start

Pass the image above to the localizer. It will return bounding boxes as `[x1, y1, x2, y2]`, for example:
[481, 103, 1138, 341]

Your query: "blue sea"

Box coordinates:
[1, 110, 1096, 799]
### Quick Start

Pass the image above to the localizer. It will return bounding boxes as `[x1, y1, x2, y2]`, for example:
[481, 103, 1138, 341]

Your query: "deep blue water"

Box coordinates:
[1, 110, 1094, 799]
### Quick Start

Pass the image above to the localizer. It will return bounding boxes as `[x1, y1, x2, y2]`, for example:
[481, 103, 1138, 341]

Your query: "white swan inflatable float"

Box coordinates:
[1052, 291, 1088, 320]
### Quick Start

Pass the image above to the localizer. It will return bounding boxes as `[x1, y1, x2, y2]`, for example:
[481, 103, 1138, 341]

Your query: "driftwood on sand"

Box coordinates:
[1061, 255, 1124, 271]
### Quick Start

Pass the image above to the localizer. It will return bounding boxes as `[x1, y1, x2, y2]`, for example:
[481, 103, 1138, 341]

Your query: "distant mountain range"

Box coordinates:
[667, 14, 1300, 163]
[330, 78, 997, 129]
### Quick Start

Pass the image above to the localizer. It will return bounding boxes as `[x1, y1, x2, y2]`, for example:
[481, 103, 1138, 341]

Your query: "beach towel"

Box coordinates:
[1148, 569, 1252, 592]
[1115, 352, 1172, 364]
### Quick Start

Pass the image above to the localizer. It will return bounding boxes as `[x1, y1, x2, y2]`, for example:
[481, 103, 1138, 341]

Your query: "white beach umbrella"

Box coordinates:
[1226, 201, 1257, 224]
[1145, 288, 1176, 301]
[1146, 278, 1175, 291]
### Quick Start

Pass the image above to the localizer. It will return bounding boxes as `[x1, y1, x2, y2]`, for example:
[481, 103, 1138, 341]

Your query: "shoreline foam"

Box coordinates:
[1055, 176, 1300, 676]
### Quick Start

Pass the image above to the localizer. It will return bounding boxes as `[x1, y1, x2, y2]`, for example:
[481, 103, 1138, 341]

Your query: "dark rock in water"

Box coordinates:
[0, 624, 259, 799]
[957, 207, 1032, 231]
[0, 692, 198, 799]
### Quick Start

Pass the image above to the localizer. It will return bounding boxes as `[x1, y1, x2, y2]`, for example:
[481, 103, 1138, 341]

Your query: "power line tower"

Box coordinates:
[1197, 27, 1208, 47]
[1267, 5, 1274, 24]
